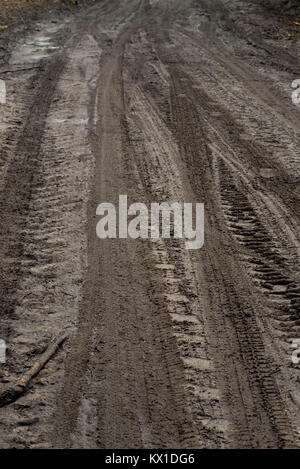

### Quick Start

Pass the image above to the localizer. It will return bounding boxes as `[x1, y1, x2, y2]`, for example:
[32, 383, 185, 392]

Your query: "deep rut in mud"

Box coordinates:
[0, 0, 299, 449]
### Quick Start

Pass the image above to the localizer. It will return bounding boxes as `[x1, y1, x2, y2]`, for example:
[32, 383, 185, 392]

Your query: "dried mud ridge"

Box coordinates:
[0, 0, 299, 449]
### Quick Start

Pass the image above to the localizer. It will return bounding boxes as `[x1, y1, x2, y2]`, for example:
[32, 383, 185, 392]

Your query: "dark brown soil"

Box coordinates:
[0, 0, 299, 449]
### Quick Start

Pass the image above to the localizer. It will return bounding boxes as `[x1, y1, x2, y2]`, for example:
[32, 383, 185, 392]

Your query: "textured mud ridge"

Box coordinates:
[0, 0, 299, 449]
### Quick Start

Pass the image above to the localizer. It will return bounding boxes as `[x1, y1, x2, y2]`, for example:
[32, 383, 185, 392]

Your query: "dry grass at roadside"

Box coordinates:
[0, 0, 80, 27]
[0, 1, 47, 22]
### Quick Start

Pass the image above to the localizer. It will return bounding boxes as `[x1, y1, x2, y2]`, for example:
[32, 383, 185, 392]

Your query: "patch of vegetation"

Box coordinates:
[0, 0, 82, 29]
[261, 0, 300, 40]
[287, 22, 300, 39]
[287, 1, 300, 39]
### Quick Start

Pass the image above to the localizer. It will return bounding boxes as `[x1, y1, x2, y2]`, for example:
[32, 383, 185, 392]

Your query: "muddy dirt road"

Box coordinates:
[0, 0, 299, 449]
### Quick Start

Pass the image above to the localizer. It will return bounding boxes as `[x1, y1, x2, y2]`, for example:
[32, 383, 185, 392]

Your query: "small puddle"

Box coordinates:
[9, 24, 62, 65]
[259, 167, 276, 178]
[48, 118, 89, 126]
[240, 132, 253, 141]
[272, 284, 288, 293]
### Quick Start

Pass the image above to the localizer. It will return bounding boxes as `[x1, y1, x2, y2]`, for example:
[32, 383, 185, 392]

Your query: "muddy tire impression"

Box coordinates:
[0, 0, 299, 449]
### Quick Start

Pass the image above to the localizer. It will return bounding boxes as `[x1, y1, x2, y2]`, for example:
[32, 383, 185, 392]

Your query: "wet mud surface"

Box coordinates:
[0, 0, 299, 449]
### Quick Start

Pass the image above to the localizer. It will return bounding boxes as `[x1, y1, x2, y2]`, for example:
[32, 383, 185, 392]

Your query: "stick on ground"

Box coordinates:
[0, 334, 68, 407]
